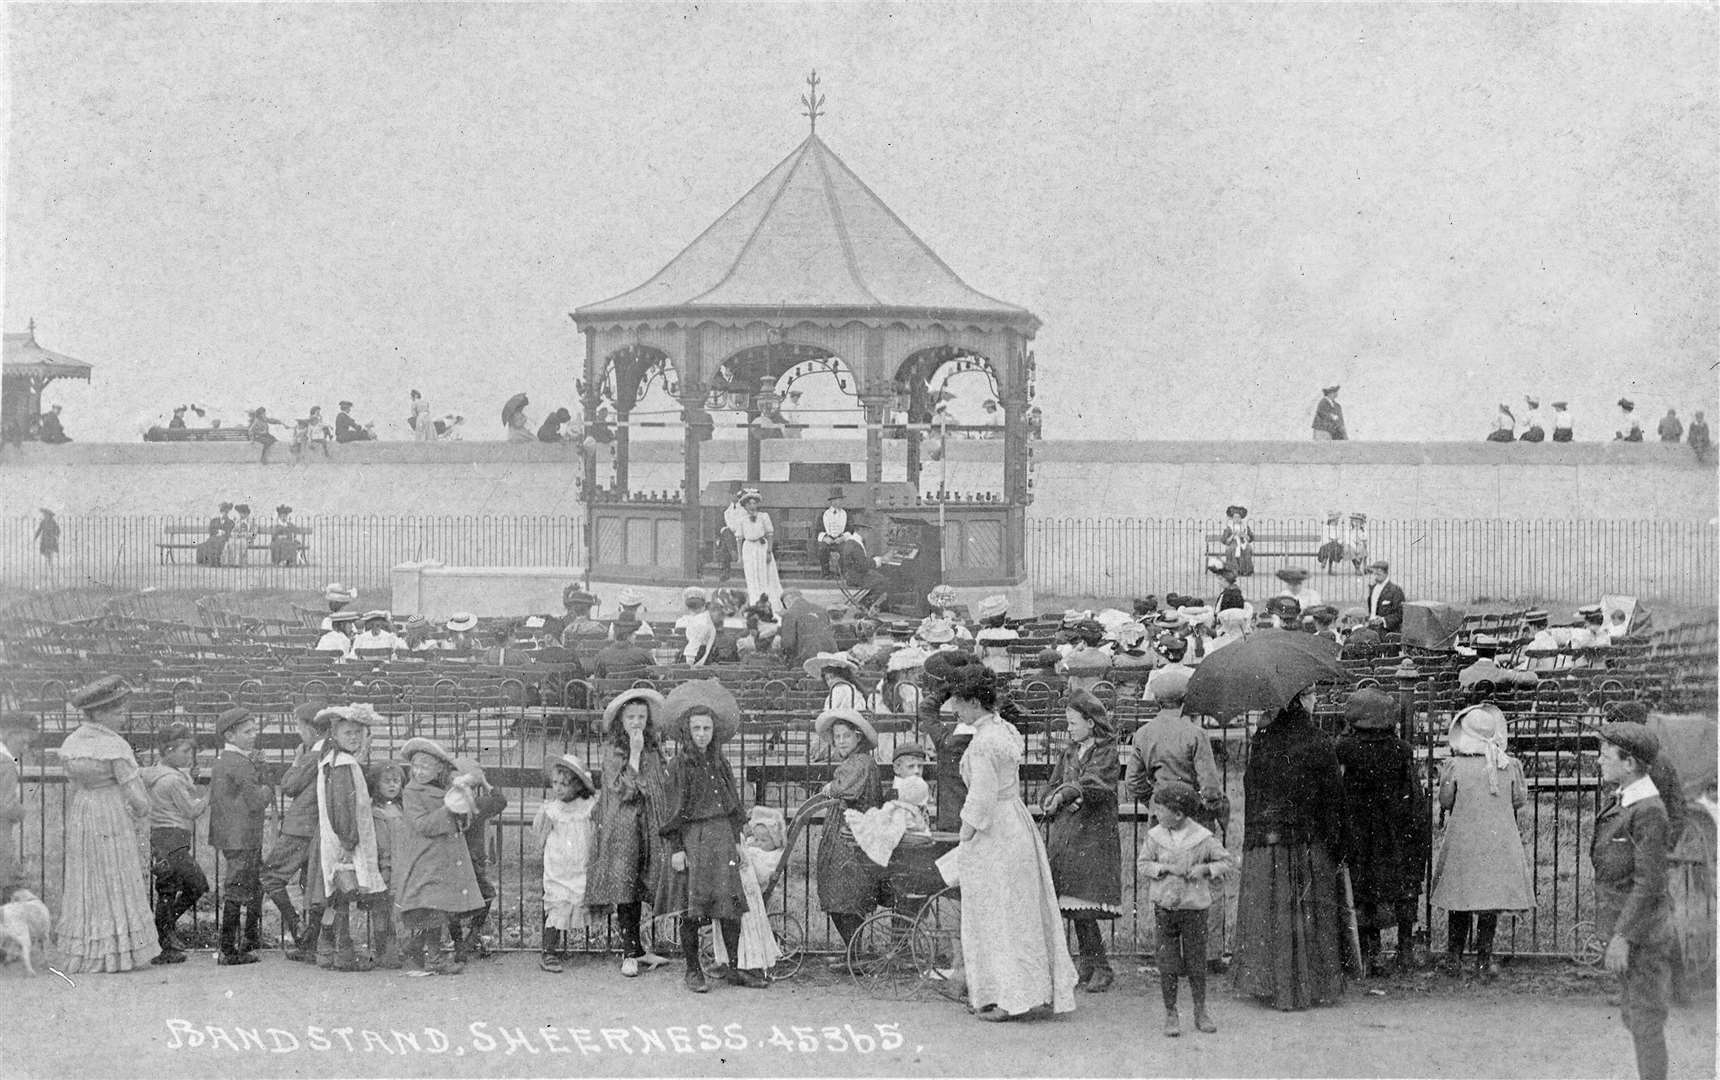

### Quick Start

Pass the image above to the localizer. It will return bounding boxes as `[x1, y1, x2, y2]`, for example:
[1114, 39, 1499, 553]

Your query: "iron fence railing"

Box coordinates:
[1028, 517, 1718, 606]
[7, 680, 1699, 963]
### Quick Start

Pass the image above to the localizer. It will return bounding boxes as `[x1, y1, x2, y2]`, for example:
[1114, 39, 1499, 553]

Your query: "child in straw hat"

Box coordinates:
[535, 754, 597, 973]
[396, 737, 484, 976]
[309, 706, 386, 972]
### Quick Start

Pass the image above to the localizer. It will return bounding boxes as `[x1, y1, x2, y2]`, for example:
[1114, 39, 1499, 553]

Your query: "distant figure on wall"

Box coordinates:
[1486, 405, 1516, 443]
[1518, 397, 1546, 442]
[247, 407, 286, 464]
[1550, 401, 1573, 442]
[334, 401, 375, 444]
[409, 390, 435, 443]
[38, 404, 72, 444]
[1345, 513, 1371, 575]
[1221, 505, 1254, 578]
[1311, 385, 1347, 441]
[34, 508, 59, 563]
[1657, 409, 1683, 443]
[1615, 399, 1643, 442]
[1688, 411, 1712, 464]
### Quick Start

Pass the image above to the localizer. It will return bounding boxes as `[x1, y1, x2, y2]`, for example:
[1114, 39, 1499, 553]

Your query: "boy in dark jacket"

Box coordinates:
[208, 708, 274, 965]
[262, 702, 331, 961]
[141, 724, 209, 964]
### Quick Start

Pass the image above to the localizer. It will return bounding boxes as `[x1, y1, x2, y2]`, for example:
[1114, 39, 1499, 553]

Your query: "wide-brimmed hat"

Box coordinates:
[446, 612, 477, 632]
[1064, 649, 1113, 676]
[320, 703, 379, 731]
[975, 595, 1009, 621]
[69, 675, 132, 713]
[975, 626, 1019, 646]
[400, 736, 458, 769]
[1216, 607, 1250, 630]
[275, 504, 293, 517]
[1552, 401, 1568, 409]
[1345, 689, 1397, 730]
[1349, 512, 1369, 523]
[1447, 704, 1507, 758]
[1617, 398, 1635, 411]
[546, 752, 594, 792]
[617, 587, 644, 608]
[361, 609, 390, 623]
[214, 706, 254, 739]
[1322, 384, 1341, 395]
[1598, 722, 1658, 765]
[738, 488, 763, 505]
[1525, 396, 1540, 408]
[1225, 505, 1248, 518]
[1111, 622, 1147, 648]
[330, 611, 360, 625]
[1306, 604, 1340, 623]
[923, 650, 983, 685]
[403, 614, 428, 631]
[916, 621, 956, 645]
[682, 586, 708, 605]
[926, 584, 958, 609]
[601, 687, 667, 734]
[1275, 567, 1311, 583]
[803, 652, 860, 680]
[323, 582, 358, 603]
[886, 646, 930, 674]
[815, 707, 879, 750]
[562, 584, 597, 608]
[664, 679, 742, 744]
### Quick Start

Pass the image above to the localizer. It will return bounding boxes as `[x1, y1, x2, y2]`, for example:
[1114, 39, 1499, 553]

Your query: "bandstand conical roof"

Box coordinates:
[576, 134, 1037, 329]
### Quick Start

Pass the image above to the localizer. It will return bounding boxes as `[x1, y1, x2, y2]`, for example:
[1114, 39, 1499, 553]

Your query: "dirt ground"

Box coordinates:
[4, 954, 1714, 1080]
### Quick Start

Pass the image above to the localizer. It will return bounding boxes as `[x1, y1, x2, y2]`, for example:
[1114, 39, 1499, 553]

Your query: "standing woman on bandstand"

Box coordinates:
[735, 489, 783, 610]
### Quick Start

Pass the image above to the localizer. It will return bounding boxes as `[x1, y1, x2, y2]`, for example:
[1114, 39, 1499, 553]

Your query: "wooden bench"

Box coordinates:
[156, 524, 312, 564]
[1203, 531, 1325, 566]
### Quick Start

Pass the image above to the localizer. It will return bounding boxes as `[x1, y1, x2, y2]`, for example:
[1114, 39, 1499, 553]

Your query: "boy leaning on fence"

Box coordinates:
[209, 707, 275, 966]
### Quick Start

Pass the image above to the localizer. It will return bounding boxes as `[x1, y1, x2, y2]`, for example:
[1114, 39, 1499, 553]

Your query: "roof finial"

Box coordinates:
[27, 317, 36, 340]
[800, 70, 825, 136]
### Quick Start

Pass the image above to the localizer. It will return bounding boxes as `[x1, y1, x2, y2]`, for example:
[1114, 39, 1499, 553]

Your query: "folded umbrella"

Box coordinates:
[1183, 630, 1348, 720]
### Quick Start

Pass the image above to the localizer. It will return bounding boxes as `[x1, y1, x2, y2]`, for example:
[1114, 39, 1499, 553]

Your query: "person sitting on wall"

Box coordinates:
[538, 408, 574, 443]
[334, 401, 375, 443]
[38, 404, 71, 444]
[1486, 404, 1516, 443]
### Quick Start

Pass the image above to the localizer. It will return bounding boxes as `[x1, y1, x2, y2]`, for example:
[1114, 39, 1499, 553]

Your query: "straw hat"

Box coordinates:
[400, 736, 458, 770]
[446, 612, 477, 632]
[803, 652, 860, 681]
[916, 621, 956, 645]
[1275, 567, 1312, 584]
[926, 585, 958, 609]
[975, 626, 1019, 646]
[814, 707, 879, 750]
[601, 687, 667, 734]
[663, 679, 741, 744]
[69, 675, 132, 714]
[975, 595, 1009, 621]
[617, 587, 645, 608]
[323, 582, 358, 604]
[546, 752, 594, 792]
[361, 609, 391, 624]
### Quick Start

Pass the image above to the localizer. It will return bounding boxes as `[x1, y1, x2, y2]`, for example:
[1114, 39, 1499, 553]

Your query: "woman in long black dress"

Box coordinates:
[1041, 690, 1123, 991]
[1232, 684, 1348, 1010]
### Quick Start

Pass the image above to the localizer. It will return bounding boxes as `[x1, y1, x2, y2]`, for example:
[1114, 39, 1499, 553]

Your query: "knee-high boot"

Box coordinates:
[241, 903, 262, 955]
[289, 905, 323, 963]
[267, 889, 301, 952]
[218, 901, 257, 965]
[150, 893, 185, 964]
[540, 926, 564, 973]
[369, 903, 398, 969]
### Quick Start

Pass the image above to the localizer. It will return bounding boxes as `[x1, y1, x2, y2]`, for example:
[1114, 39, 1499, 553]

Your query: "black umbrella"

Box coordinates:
[1184, 630, 1348, 720]
[501, 393, 529, 427]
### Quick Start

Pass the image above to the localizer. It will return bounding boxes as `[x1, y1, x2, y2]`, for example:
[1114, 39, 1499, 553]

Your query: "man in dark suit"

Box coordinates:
[836, 521, 887, 610]
[778, 589, 836, 664]
[1365, 560, 1405, 633]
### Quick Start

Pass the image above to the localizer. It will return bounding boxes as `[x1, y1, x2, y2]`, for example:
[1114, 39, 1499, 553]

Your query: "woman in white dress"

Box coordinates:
[735, 490, 783, 608]
[946, 666, 1078, 1021]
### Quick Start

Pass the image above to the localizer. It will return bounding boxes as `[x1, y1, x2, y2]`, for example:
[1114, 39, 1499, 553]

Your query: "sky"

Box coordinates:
[4, 2, 1716, 442]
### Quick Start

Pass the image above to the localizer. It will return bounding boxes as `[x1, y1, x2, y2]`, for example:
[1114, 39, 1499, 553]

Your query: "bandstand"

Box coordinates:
[571, 89, 1042, 614]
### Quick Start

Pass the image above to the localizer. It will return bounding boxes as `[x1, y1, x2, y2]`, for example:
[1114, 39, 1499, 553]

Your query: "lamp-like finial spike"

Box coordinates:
[27, 317, 35, 338]
[800, 70, 825, 136]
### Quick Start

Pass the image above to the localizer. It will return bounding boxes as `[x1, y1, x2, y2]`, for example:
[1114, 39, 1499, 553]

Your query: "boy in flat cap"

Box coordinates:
[1592, 722, 1673, 1080]
[208, 707, 274, 965]
[262, 702, 332, 962]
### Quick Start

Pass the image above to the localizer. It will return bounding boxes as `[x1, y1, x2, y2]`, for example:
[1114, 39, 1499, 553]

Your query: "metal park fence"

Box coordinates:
[1029, 517, 1719, 607]
[6, 672, 1711, 968]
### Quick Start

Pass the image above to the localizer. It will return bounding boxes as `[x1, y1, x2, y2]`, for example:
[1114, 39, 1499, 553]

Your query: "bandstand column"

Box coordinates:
[613, 406, 631, 493]
[861, 394, 888, 483]
[680, 383, 708, 577]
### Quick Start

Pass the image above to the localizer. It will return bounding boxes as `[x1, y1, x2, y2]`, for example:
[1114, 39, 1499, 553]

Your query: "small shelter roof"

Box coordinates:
[4, 321, 93, 384]
[576, 134, 1036, 328]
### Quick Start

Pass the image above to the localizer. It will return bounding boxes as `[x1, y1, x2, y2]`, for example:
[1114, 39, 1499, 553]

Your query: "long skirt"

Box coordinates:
[958, 798, 1078, 1015]
[740, 540, 783, 608]
[57, 784, 159, 972]
[710, 844, 782, 972]
[662, 819, 748, 921]
[1232, 841, 1347, 1010]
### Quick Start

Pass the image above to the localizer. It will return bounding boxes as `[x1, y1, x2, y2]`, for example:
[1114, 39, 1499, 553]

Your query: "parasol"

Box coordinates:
[1183, 630, 1348, 720]
[663, 678, 742, 743]
[501, 393, 530, 427]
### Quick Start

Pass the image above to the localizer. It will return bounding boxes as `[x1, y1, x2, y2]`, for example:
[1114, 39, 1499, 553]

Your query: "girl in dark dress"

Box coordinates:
[584, 689, 674, 977]
[1041, 690, 1123, 992]
[1232, 687, 1348, 1010]
[658, 681, 760, 993]
[1335, 688, 1429, 974]
[814, 707, 887, 957]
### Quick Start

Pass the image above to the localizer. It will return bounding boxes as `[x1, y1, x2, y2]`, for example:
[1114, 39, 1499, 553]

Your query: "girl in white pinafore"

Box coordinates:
[535, 754, 597, 973]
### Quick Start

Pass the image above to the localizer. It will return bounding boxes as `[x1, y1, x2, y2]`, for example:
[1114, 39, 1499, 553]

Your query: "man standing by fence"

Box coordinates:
[1365, 560, 1405, 634]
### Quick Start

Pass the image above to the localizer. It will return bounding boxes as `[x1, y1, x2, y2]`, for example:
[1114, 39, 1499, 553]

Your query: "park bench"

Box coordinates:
[1203, 531, 1325, 567]
[156, 524, 312, 564]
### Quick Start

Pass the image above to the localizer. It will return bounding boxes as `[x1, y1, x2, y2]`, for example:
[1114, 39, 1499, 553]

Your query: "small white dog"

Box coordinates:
[0, 889, 53, 975]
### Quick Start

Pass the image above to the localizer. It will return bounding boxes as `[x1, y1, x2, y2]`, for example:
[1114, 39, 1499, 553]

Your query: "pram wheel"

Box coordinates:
[768, 911, 804, 980]
[848, 912, 924, 1000]
[911, 887, 965, 1001]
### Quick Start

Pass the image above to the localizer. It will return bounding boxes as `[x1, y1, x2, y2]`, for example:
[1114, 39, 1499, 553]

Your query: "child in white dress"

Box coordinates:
[713, 806, 785, 977]
[534, 754, 596, 973]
